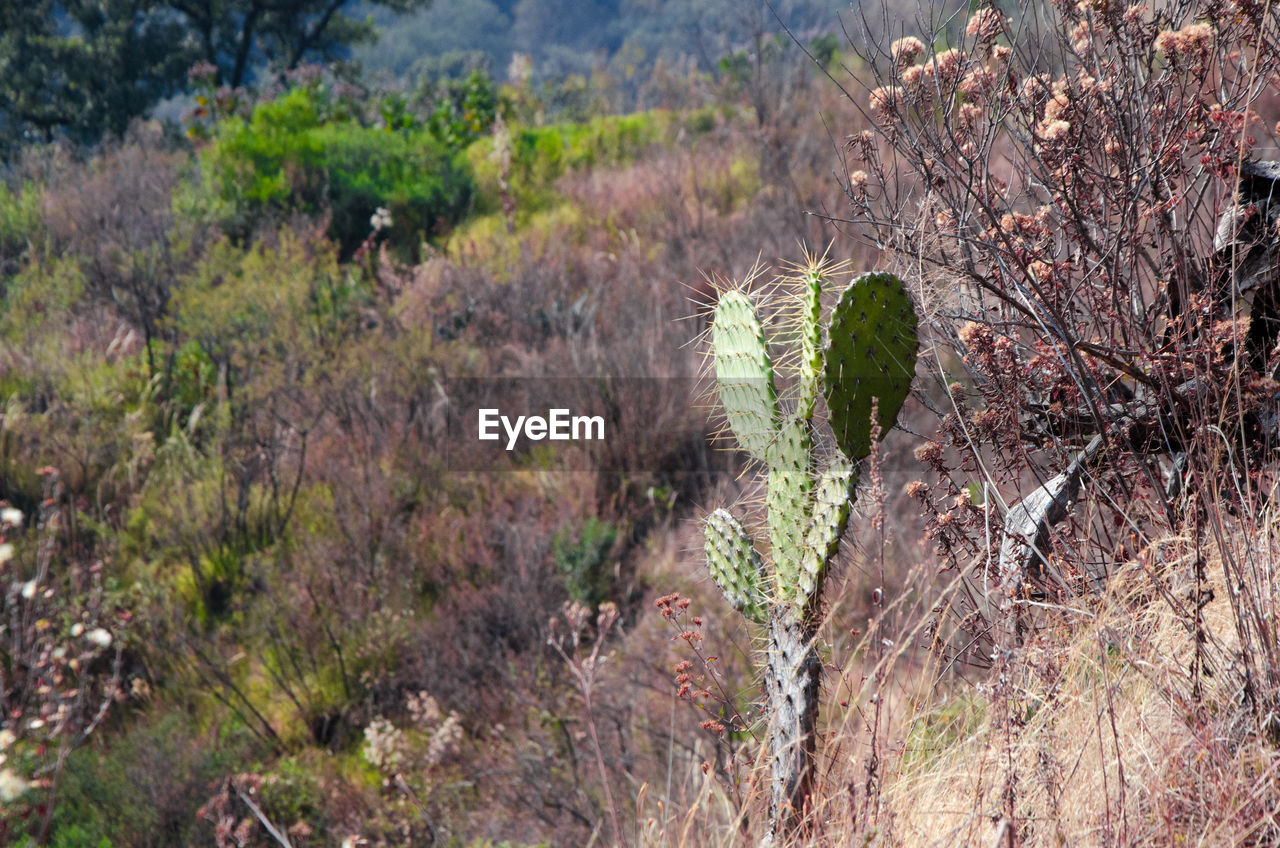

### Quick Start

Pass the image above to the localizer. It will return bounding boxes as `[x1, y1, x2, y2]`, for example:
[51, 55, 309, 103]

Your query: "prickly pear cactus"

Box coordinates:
[701, 258, 918, 836]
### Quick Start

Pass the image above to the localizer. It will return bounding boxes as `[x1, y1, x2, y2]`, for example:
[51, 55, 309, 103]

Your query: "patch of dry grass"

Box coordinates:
[642, 517, 1280, 847]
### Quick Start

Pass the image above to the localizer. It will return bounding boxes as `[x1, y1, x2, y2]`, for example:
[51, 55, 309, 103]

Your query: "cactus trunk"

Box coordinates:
[765, 611, 821, 834]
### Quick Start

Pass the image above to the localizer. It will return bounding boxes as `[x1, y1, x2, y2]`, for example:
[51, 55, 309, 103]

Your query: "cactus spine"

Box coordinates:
[702, 258, 918, 835]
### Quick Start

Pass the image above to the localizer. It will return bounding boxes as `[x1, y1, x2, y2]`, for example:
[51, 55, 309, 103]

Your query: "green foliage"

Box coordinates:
[258, 757, 327, 834]
[552, 517, 619, 606]
[0, 180, 43, 277]
[125, 236, 364, 614]
[163, 340, 220, 438]
[47, 712, 260, 848]
[52, 827, 113, 848]
[377, 91, 419, 133]
[120, 435, 227, 611]
[200, 88, 325, 208]
[426, 69, 500, 149]
[201, 85, 476, 258]
[317, 124, 474, 257]
[0, 255, 85, 346]
[12, 833, 112, 848]
[808, 33, 841, 70]
[466, 110, 674, 216]
[0, 1, 189, 152]
[173, 232, 363, 382]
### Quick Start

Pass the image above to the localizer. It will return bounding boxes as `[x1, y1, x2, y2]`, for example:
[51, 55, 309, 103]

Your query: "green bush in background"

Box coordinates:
[0, 180, 43, 279]
[201, 86, 478, 259]
[466, 108, 720, 217]
[552, 516, 619, 608]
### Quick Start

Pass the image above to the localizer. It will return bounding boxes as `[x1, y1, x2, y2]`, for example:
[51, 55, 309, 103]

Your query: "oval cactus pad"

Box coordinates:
[711, 290, 779, 462]
[703, 508, 766, 623]
[823, 272, 918, 461]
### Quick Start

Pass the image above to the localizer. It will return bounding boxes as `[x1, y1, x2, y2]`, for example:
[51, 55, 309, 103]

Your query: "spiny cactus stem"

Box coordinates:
[766, 611, 821, 834]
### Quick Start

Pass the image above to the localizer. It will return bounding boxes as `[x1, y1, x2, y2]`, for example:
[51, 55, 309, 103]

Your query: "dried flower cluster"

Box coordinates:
[363, 690, 464, 777]
[845, 1, 1280, 677]
[0, 471, 124, 842]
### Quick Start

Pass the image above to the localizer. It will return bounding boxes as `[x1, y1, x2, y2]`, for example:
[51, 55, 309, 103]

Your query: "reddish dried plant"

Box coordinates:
[843, 0, 1280, 731]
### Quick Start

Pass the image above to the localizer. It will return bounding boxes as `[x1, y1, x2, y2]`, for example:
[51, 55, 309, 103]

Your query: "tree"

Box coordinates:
[0, 0, 432, 152]
[0, 1, 190, 148]
[166, 0, 430, 89]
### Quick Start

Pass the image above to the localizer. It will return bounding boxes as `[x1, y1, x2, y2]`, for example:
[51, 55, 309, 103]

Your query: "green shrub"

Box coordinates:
[51, 827, 113, 848]
[465, 109, 717, 220]
[258, 757, 326, 835]
[47, 712, 259, 848]
[425, 68, 499, 150]
[162, 339, 219, 439]
[201, 87, 475, 259]
[0, 180, 43, 279]
[552, 517, 619, 607]
[0, 254, 85, 345]
[173, 233, 364, 386]
[309, 124, 474, 257]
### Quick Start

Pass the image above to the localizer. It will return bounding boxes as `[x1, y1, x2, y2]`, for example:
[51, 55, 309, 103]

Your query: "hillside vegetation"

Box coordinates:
[3, 2, 1280, 847]
[0, 28, 856, 847]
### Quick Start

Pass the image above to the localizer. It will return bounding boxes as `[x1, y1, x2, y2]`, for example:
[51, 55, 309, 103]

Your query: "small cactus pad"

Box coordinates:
[823, 272, 918, 461]
[798, 458, 857, 601]
[704, 508, 766, 622]
[766, 416, 814, 603]
[712, 290, 779, 462]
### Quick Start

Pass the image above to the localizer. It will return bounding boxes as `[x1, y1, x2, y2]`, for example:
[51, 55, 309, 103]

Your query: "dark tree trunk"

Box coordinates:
[230, 5, 261, 88]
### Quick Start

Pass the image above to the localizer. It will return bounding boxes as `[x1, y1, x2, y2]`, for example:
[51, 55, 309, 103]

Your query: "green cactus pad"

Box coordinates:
[766, 416, 814, 603]
[704, 508, 766, 622]
[823, 272, 918, 461]
[711, 290, 779, 462]
[798, 458, 857, 603]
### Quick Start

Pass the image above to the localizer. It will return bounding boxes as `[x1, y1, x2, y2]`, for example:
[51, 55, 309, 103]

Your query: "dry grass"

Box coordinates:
[640, 515, 1280, 847]
[884, 549, 1280, 847]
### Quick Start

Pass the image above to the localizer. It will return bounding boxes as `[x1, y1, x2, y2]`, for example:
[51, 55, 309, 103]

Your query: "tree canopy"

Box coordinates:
[0, 0, 430, 152]
[0, 1, 190, 147]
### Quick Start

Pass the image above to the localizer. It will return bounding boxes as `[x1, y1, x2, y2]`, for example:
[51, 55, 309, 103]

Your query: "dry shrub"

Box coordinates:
[840, 0, 1280, 672]
[40, 125, 201, 371]
[732, 0, 1280, 845]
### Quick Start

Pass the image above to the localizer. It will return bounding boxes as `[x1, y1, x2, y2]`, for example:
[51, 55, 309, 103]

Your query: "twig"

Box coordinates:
[233, 781, 294, 848]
